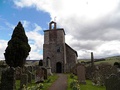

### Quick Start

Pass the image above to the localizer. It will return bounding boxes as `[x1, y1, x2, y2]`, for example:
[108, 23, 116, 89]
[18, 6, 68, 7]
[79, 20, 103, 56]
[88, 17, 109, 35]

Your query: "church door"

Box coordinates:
[56, 62, 62, 73]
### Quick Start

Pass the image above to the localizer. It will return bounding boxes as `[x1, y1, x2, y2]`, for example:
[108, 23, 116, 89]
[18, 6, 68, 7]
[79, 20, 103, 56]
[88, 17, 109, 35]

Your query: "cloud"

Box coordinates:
[25, 21, 44, 60]
[0, 40, 7, 60]
[0, 20, 44, 60]
[13, 0, 120, 59]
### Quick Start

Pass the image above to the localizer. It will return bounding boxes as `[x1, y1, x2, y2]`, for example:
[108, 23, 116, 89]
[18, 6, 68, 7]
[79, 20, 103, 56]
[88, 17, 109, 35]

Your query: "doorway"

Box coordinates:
[56, 62, 62, 73]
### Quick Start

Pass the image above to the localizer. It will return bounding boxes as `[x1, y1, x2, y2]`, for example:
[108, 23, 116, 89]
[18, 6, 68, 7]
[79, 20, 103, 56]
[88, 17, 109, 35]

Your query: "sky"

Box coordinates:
[0, 0, 120, 60]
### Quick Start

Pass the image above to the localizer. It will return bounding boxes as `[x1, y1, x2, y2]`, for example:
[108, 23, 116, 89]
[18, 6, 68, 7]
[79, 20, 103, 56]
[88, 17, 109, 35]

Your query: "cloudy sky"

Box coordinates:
[0, 0, 120, 60]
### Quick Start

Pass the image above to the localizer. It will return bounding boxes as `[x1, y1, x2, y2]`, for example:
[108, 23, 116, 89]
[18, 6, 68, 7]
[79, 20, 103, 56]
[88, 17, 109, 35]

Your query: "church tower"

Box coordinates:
[43, 21, 66, 73]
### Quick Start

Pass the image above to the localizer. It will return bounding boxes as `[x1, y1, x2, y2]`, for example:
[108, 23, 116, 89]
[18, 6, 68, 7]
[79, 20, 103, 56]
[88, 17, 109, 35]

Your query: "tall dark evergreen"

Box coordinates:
[4, 22, 31, 67]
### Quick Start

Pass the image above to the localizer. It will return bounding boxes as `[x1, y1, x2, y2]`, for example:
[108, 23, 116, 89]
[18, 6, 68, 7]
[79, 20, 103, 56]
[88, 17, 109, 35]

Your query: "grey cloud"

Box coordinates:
[63, 11, 120, 42]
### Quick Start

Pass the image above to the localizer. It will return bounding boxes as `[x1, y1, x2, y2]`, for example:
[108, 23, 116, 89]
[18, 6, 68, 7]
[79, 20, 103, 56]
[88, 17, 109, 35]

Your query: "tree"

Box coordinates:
[4, 22, 31, 67]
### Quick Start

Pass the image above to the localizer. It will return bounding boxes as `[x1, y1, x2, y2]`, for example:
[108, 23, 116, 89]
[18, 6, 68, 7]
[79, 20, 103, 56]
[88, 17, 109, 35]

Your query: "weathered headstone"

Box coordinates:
[15, 67, 22, 80]
[35, 67, 44, 83]
[46, 57, 52, 76]
[77, 64, 86, 84]
[20, 74, 28, 89]
[42, 67, 48, 79]
[27, 70, 32, 83]
[27, 66, 33, 73]
[0, 67, 16, 90]
[106, 74, 120, 90]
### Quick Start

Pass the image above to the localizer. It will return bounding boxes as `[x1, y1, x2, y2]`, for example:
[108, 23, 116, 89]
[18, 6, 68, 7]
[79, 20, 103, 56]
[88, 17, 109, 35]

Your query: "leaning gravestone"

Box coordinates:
[0, 67, 16, 90]
[106, 74, 120, 90]
[77, 64, 86, 84]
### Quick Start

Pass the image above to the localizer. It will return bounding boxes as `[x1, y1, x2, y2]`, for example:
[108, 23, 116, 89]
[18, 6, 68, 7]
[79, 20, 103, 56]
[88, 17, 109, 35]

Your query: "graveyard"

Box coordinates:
[0, 21, 120, 90]
[0, 56, 120, 90]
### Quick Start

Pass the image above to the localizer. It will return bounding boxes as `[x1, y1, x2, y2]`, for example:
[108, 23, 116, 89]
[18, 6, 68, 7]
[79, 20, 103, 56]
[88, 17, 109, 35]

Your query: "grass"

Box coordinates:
[78, 56, 120, 66]
[94, 59, 120, 65]
[42, 74, 58, 90]
[67, 74, 105, 90]
[16, 74, 58, 90]
[67, 74, 78, 90]
[80, 80, 106, 90]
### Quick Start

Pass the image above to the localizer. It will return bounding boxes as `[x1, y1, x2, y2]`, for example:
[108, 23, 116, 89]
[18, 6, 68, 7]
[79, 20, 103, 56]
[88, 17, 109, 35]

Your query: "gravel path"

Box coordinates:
[48, 74, 68, 90]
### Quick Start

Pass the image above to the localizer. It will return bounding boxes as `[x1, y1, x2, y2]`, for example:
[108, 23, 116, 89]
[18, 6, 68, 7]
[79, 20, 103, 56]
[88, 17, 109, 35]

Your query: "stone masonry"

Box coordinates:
[43, 21, 78, 73]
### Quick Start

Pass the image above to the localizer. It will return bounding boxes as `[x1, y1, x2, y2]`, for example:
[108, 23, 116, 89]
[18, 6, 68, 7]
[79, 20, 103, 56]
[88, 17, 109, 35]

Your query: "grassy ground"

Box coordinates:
[67, 74, 77, 90]
[94, 59, 120, 65]
[80, 80, 106, 90]
[16, 74, 58, 90]
[67, 74, 105, 90]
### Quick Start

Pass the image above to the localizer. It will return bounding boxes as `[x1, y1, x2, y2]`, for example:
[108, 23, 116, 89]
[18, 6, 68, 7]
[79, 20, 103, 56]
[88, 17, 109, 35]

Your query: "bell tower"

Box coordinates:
[43, 21, 66, 73]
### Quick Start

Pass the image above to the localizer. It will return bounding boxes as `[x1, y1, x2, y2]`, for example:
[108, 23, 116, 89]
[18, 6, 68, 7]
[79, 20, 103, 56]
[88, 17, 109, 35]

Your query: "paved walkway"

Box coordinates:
[48, 74, 68, 90]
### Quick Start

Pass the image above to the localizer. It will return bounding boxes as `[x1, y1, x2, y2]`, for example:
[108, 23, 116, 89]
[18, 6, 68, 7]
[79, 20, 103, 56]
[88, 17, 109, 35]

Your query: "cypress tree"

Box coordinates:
[4, 22, 31, 67]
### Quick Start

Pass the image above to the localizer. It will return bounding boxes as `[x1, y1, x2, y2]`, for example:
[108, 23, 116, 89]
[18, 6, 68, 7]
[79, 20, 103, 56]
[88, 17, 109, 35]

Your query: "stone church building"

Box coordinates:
[43, 21, 78, 73]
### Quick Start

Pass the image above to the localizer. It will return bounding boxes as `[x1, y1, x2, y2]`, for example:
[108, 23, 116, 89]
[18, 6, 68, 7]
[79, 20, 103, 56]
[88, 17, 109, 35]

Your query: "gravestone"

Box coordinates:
[27, 70, 32, 83]
[20, 74, 28, 89]
[0, 67, 16, 90]
[27, 66, 33, 73]
[15, 67, 22, 80]
[77, 64, 86, 84]
[106, 74, 120, 90]
[35, 67, 44, 83]
[46, 57, 52, 76]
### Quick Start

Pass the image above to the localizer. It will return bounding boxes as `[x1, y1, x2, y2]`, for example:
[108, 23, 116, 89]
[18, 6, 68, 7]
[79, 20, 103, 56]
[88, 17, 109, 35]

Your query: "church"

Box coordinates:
[43, 21, 78, 73]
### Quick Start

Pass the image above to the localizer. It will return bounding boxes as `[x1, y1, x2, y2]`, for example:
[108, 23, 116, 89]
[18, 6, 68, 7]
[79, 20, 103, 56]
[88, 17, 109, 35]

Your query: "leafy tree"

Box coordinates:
[4, 22, 31, 67]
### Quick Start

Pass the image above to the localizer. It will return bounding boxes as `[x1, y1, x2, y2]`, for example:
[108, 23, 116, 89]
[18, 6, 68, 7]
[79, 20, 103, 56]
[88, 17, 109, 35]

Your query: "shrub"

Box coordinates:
[70, 80, 80, 90]
[70, 74, 75, 79]
[22, 83, 44, 90]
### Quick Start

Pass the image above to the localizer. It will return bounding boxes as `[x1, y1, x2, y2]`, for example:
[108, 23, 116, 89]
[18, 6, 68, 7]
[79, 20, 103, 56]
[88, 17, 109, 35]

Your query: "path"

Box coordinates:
[48, 74, 67, 90]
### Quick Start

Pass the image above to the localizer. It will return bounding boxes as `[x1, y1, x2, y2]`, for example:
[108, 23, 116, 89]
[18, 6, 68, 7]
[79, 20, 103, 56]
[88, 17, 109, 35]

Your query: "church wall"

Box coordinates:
[57, 29, 65, 43]
[65, 45, 77, 72]
[43, 21, 77, 73]
[43, 29, 66, 73]
[44, 31, 49, 44]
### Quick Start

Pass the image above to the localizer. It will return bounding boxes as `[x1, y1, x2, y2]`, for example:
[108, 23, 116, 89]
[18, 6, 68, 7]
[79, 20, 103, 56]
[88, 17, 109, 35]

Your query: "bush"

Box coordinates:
[70, 74, 75, 79]
[23, 83, 44, 90]
[70, 80, 80, 90]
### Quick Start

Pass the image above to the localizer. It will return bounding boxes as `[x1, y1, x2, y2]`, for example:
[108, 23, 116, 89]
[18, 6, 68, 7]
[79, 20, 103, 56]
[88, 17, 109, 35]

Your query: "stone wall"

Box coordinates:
[66, 44, 77, 72]
[43, 21, 77, 73]
[43, 28, 66, 73]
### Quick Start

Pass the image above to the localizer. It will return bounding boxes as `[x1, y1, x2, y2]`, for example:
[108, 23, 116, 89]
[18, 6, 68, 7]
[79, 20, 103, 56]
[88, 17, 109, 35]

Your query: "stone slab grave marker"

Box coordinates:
[15, 67, 22, 80]
[35, 67, 44, 83]
[42, 67, 48, 79]
[106, 74, 120, 90]
[20, 74, 28, 89]
[46, 57, 52, 75]
[0, 67, 16, 90]
[77, 64, 86, 84]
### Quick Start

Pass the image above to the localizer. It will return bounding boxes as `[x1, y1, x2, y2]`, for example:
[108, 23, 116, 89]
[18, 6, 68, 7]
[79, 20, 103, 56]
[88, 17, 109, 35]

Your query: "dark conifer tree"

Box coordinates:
[4, 22, 31, 67]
